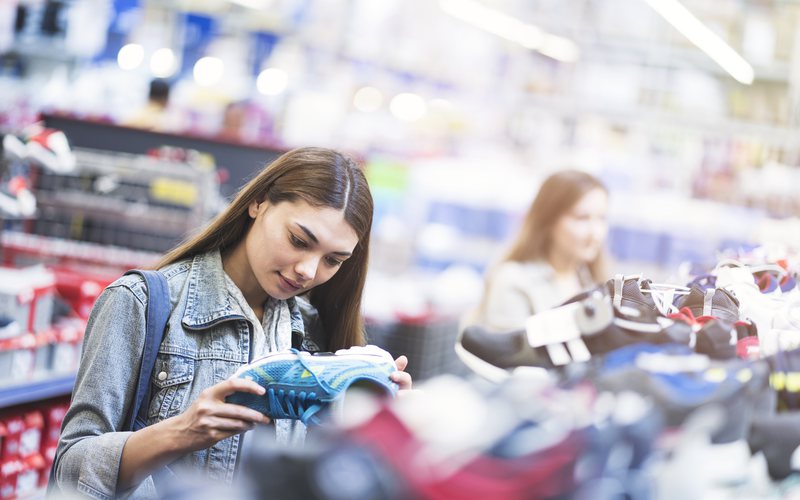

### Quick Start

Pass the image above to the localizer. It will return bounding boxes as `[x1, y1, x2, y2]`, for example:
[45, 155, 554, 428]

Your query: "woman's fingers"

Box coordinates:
[193, 378, 271, 424]
[216, 402, 271, 425]
[394, 355, 408, 372]
[210, 377, 266, 398]
[205, 416, 258, 433]
[390, 370, 413, 391]
[391, 355, 413, 390]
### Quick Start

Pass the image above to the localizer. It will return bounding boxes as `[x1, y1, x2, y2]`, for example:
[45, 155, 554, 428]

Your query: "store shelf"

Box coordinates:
[1, 231, 160, 269]
[522, 92, 800, 146]
[0, 373, 75, 409]
[37, 193, 191, 232]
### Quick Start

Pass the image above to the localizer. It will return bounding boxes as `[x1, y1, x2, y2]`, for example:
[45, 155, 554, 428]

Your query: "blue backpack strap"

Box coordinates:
[47, 269, 171, 495]
[124, 269, 171, 431]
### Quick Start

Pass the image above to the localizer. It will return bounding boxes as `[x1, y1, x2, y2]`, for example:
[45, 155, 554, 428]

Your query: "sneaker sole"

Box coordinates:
[453, 340, 512, 382]
[454, 340, 551, 382]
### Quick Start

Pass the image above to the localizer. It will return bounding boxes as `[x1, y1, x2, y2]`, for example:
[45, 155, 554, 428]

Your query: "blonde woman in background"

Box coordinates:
[472, 170, 610, 332]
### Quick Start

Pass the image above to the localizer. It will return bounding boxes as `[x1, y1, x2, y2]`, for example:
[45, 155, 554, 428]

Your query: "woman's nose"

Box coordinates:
[294, 256, 319, 282]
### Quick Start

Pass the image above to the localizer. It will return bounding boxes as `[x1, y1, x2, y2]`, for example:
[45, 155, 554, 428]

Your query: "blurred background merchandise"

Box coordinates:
[1, 0, 800, 356]
[2, 0, 800, 374]
[3, 1, 800, 496]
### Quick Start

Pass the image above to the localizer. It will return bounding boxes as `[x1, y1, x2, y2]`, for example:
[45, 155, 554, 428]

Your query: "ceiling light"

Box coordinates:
[193, 56, 225, 87]
[227, 0, 271, 9]
[117, 43, 144, 70]
[439, 0, 579, 62]
[644, 0, 754, 84]
[256, 68, 288, 95]
[150, 48, 176, 78]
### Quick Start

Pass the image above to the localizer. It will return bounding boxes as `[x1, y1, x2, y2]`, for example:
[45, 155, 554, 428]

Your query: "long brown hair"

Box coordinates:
[156, 147, 373, 350]
[504, 169, 608, 281]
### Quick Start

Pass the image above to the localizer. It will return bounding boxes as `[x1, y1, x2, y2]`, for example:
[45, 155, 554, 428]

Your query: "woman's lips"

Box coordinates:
[279, 274, 301, 292]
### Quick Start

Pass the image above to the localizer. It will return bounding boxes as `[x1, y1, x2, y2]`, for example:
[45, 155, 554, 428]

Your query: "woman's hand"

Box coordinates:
[119, 378, 270, 490]
[391, 355, 413, 392]
[170, 378, 271, 452]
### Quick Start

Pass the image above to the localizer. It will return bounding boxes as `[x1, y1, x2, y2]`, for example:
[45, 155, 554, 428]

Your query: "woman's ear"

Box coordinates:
[248, 200, 261, 218]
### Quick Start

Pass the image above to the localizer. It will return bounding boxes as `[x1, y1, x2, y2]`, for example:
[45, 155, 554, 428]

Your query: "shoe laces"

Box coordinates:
[640, 281, 689, 316]
[267, 348, 335, 424]
[267, 387, 322, 424]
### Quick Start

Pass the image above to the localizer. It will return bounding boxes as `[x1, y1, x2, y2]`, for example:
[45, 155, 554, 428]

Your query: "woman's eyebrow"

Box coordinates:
[296, 223, 353, 257]
[295, 223, 318, 243]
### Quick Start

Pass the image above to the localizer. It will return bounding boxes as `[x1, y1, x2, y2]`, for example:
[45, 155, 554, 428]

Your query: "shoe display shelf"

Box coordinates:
[0, 389, 71, 500]
[0, 314, 84, 411]
[28, 147, 218, 254]
[0, 231, 156, 411]
[0, 231, 160, 273]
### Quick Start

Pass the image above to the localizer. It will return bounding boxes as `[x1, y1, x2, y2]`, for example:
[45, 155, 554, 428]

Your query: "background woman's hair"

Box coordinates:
[156, 146, 373, 350]
[504, 169, 608, 282]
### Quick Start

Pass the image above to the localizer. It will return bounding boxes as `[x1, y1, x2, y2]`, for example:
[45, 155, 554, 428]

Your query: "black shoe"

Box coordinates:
[456, 294, 614, 381]
[243, 430, 406, 500]
[675, 284, 740, 323]
[694, 319, 737, 360]
[605, 274, 657, 313]
[748, 413, 800, 480]
[456, 293, 692, 381]
[583, 301, 693, 355]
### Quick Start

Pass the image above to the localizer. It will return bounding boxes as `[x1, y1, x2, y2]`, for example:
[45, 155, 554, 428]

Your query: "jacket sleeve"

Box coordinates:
[51, 282, 157, 499]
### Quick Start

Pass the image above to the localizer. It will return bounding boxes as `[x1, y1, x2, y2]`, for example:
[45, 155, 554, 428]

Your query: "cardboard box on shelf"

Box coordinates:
[0, 266, 55, 335]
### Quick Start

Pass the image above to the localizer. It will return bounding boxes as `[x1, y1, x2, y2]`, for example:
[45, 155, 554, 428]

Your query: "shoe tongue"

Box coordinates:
[677, 284, 740, 321]
[677, 284, 707, 309]
[605, 277, 656, 310]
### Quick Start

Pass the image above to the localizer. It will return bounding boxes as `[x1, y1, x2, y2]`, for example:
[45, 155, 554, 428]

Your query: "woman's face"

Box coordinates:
[245, 199, 359, 300]
[551, 188, 609, 265]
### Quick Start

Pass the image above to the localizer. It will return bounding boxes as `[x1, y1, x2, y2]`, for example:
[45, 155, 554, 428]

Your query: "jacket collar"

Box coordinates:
[182, 250, 246, 329]
[180, 250, 306, 334]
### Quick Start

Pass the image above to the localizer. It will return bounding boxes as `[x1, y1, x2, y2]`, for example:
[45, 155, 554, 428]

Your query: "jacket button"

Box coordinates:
[157, 371, 167, 381]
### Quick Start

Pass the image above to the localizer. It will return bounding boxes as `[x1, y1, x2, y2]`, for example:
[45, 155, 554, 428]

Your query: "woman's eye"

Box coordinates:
[325, 256, 343, 267]
[290, 234, 308, 248]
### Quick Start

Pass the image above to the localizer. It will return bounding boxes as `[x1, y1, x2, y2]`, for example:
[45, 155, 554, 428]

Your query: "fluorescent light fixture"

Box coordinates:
[439, 0, 579, 62]
[539, 34, 580, 63]
[193, 56, 225, 86]
[117, 43, 144, 70]
[227, 0, 271, 9]
[644, 0, 754, 84]
[256, 68, 288, 95]
[150, 48, 176, 77]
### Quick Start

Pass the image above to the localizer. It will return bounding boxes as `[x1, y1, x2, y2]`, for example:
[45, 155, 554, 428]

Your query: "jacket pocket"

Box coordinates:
[147, 353, 195, 422]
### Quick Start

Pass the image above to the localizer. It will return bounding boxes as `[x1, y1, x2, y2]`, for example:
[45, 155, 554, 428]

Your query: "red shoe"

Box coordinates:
[24, 125, 76, 173]
[347, 405, 583, 500]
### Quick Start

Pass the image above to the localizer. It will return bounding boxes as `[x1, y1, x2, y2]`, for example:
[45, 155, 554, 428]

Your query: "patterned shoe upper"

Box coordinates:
[227, 347, 398, 424]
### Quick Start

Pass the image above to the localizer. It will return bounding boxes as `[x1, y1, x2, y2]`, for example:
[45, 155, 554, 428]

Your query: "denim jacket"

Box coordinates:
[50, 251, 324, 499]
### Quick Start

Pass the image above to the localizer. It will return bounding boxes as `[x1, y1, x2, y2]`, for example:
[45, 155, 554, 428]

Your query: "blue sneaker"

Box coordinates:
[226, 347, 399, 425]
